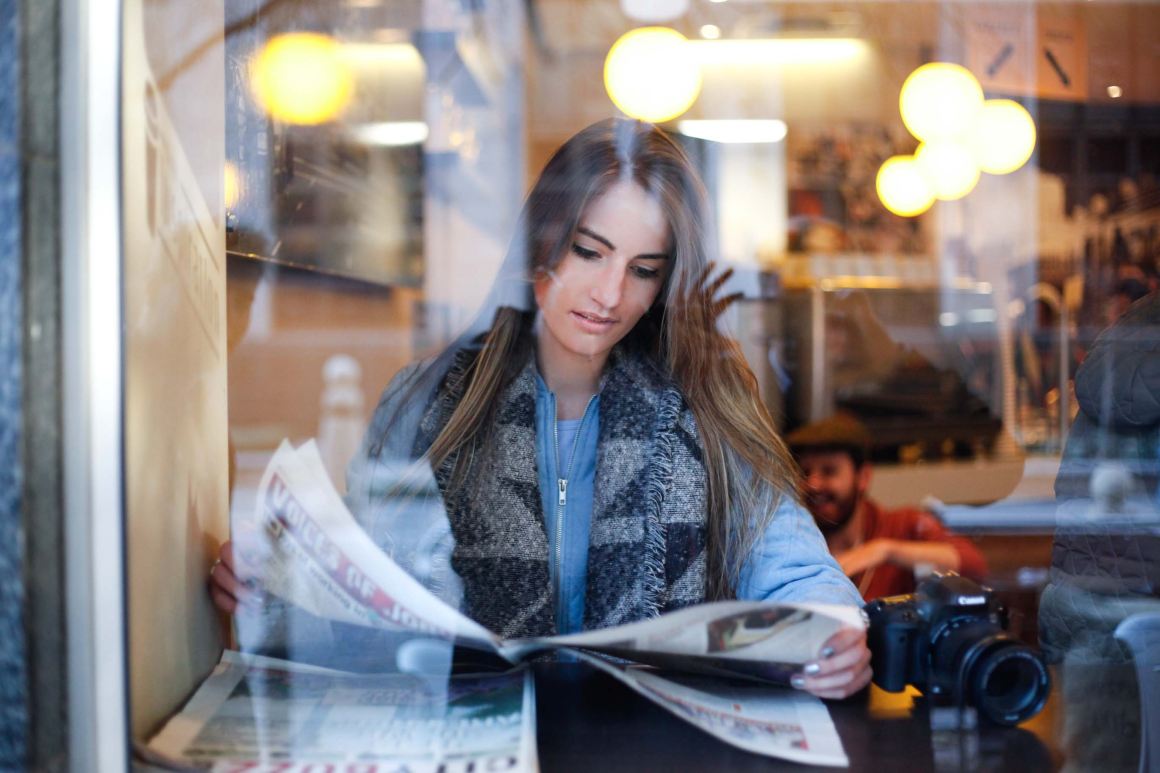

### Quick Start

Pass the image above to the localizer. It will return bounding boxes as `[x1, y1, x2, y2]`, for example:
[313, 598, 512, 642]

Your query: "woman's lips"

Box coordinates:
[571, 310, 617, 333]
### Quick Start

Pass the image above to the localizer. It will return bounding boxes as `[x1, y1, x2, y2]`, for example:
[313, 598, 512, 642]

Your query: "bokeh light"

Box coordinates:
[899, 62, 984, 143]
[224, 162, 241, 209]
[915, 139, 981, 200]
[876, 155, 935, 217]
[250, 32, 354, 125]
[969, 99, 1037, 175]
[604, 27, 701, 123]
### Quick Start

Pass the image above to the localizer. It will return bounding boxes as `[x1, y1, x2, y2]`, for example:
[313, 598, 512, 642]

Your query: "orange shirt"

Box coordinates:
[853, 499, 988, 601]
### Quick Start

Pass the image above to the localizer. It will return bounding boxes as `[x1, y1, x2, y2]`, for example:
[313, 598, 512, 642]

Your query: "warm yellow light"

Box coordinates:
[915, 139, 980, 200]
[876, 155, 935, 217]
[224, 162, 241, 209]
[250, 32, 354, 125]
[899, 62, 984, 143]
[968, 99, 1037, 175]
[604, 27, 701, 123]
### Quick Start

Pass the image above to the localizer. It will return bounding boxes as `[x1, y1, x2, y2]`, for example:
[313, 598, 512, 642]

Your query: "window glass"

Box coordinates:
[124, 2, 1160, 769]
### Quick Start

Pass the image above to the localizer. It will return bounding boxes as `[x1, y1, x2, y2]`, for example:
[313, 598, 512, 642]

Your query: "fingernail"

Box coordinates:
[804, 662, 821, 676]
[821, 646, 836, 659]
[791, 675, 806, 689]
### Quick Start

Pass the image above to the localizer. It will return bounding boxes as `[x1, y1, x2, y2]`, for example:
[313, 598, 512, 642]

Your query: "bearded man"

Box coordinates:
[786, 414, 987, 601]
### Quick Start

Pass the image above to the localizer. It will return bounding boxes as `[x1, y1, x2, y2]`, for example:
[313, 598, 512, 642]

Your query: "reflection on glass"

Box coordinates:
[115, 2, 1160, 770]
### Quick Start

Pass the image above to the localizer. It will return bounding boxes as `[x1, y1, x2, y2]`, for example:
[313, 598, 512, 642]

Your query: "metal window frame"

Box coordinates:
[60, 0, 129, 769]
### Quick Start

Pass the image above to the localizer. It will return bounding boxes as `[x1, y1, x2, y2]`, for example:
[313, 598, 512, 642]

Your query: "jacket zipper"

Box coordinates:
[553, 394, 596, 628]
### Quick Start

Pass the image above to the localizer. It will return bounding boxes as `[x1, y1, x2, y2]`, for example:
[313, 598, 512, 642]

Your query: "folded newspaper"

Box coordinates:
[142, 651, 538, 773]
[227, 440, 860, 766]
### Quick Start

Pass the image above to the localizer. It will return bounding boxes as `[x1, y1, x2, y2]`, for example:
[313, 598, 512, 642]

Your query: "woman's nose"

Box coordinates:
[590, 263, 625, 310]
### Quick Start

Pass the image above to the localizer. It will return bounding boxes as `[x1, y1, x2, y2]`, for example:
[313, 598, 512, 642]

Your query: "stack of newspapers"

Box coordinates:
[144, 440, 862, 770]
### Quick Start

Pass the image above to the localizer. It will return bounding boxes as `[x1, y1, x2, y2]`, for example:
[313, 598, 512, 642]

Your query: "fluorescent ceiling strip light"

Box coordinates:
[339, 42, 424, 67]
[351, 121, 429, 146]
[676, 119, 787, 144]
[689, 38, 867, 65]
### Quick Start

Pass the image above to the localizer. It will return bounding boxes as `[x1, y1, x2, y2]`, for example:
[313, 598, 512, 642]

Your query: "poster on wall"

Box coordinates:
[785, 125, 930, 256]
[121, 0, 228, 739]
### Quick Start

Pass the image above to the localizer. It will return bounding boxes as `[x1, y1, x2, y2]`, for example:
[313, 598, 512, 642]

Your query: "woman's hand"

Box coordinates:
[791, 626, 872, 700]
[208, 540, 261, 614]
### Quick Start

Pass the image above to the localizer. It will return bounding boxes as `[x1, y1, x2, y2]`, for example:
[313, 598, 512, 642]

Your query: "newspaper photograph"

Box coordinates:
[143, 651, 538, 772]
[574, 652, 849, 767]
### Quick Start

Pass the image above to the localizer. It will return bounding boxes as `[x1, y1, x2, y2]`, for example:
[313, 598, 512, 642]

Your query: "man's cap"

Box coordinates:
[784, 413, 872, 456]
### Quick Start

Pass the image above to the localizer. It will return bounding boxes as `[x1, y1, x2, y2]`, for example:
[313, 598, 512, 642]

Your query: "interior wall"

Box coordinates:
[122, 0, 228, 739]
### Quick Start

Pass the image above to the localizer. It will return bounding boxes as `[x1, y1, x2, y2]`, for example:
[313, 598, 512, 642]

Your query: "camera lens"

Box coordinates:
[970, 642, 1050, 726]
[930, 621, 1051, 726]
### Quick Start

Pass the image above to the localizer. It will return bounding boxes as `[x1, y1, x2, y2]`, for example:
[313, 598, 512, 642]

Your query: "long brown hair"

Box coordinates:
[404, 119, 799, 601]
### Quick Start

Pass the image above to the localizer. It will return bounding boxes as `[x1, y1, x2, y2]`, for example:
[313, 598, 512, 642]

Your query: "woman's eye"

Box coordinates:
[631, 265, 660, 279]
[571, 244, 600, 260]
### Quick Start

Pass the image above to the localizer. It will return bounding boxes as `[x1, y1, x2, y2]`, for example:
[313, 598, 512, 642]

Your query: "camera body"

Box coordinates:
[865, 573, 1050, 726]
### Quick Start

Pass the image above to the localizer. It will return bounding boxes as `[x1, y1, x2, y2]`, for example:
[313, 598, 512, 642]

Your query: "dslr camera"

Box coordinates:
[865, 573, 1050, 726]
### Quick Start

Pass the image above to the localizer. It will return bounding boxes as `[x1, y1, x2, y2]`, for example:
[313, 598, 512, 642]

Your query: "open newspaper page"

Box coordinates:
[572, 651, 848, 767]
[503, 601, 865, 685]
[237, 439, 495, 647]
[142, 651, 538, 773]
[241, 441, 865, 679]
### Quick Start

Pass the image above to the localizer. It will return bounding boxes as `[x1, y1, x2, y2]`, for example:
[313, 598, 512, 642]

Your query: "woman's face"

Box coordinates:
[533, 179, 671, 367]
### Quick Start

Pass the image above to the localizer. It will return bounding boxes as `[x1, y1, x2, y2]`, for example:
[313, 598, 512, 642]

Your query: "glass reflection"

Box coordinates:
[118, 1, 1160, 770]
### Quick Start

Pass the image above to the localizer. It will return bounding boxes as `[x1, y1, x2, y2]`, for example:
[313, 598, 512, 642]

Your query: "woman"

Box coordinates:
[212, 119, 871, 699]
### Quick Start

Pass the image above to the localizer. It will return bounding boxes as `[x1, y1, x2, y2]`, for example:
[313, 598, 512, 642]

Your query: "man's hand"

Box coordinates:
[792, 627, 873, 699]
[834, 539, 894, 577]
[836, 538, 962, 578]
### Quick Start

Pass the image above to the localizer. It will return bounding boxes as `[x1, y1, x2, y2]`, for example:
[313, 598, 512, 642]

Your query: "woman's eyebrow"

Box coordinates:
[577, 226, 614, 250]
[576, 226, 671, 261]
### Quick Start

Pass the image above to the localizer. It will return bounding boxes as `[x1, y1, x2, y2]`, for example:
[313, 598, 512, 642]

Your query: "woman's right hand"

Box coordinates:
[208, 540, 260, 614]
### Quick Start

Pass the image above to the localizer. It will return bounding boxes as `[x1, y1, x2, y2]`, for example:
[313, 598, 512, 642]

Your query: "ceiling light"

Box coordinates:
[339, 42, 424, 68]
[700, 24, 721, 40]
[250, 32, 354, 125]
[1107, 85, 1123, 99]
[689, 38, 868, 65]
[676, 119, 787, 143]
[604, 27, 701, 123]
[350, 121, 429, 146]
[899, 62, 984, 143]
[915, 139, 980, 200]
[876, 155, 935, 217]
[621, 0, 689, 22]
[968, 99, 1036, 175]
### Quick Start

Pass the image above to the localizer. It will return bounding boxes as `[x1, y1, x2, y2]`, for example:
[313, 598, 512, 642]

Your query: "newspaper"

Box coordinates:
[142, 651, 538, 772]
[233, 440, 863, 766]
[574, 652, 848, 767]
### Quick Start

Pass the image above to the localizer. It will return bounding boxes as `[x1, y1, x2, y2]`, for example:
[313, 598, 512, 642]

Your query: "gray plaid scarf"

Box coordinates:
[413, 346, 708, 639]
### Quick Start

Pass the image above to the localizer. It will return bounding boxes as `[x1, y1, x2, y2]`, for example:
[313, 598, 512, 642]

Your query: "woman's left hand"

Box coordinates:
[791, 626, 872, 699]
